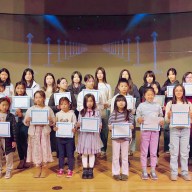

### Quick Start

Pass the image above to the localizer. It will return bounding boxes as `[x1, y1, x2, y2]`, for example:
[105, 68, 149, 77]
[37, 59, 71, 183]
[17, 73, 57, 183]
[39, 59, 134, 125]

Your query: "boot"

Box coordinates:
[40, 163, 48, 178]
[17, 160, 25, 169]
[33, 166, 41, 178]
[82, 168, 88, 179]
[87, 168, 93, 179]
[23, 160, 31, 168]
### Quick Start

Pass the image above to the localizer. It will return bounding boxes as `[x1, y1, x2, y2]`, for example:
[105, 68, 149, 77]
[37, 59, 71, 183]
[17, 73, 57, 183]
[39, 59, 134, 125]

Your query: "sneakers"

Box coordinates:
[57, 169, 64, 177]
[170, 174, 177, 181]
[4, 170, 11, 179]
[66, 170, 73, 178]
[121, 174, 128, 181]
[150, 171, 158, 180]
[141, 172, 149, 180]
[113, 175, 121, 181]
[181, 174, 191, 181]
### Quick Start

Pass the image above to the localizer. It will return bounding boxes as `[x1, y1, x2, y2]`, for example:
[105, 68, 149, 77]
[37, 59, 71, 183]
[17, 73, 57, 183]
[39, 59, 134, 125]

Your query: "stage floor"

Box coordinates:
[1, 134, 192, 192]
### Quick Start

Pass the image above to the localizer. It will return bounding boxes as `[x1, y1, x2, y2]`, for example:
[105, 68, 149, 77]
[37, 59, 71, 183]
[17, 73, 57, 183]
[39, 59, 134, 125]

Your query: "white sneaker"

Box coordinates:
[4, 170, 11, 179]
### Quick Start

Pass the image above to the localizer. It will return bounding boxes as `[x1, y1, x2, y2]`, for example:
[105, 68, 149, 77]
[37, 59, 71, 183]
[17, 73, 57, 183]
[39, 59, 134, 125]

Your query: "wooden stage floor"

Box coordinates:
[1, 134, 192, 192]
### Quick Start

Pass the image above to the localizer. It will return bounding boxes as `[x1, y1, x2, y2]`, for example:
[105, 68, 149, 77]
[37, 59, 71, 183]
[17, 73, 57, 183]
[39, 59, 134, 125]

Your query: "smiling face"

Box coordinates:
[146, 74, 153, 84]
[185, 73, 192, 83]
[174, 85, 183, 100]
[144, 89, 155, 103]
[58, 79, 68, 91]
[25, 71, 33, 82]
[16, 84, 25, 96]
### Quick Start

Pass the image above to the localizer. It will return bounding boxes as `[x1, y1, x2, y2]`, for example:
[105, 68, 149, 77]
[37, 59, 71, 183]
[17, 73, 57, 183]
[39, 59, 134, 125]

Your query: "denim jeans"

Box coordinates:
[169, 128, 190, 176]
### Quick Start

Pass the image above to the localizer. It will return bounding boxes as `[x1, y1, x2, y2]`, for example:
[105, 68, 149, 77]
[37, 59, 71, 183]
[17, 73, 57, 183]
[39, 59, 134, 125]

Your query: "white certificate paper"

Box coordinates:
[141, 116, 161, 131]
[153, 95, 165, 107]
[30, 110, 49, 125]
[183, 83, 192, 96]
[80, 117, 99, 133]
[0, 122, 10, 137]
[82, 90, 99, 103]
[125, 96, 135, 110]
[54, 92, 72, 105]
[56, 122, 74, 138]
[167, 86, 174, 98]
[12, 96, 30, 109]
[4, 86, 10, 96]
[26, 88, 33, 98]
[112, 123, 132, 138]
[171, 104, 190, 127]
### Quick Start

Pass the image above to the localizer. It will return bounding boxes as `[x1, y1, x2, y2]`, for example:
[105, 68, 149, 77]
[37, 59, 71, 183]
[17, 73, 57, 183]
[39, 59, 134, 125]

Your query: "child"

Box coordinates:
[14, 81, 32, 169]
[108, 95, 134, 181]
[111, 78, 135, 113]
[42, 73, 57, 105]
[24, 90, 55, 178]
[76, 94, 102, 179]
[48, 78, 77, 155]
[77, 74, 103, 112]
[182, 72, 192, 164]
[0, 68, 14, 96]
[139, 70, 159, 101]
[21, 68, 41, 95]
[54, 97, 77, 177]
[0, 82, 6, 97]
[136, 87, 164, 180]
[94, 67, 112, 156]
[114, 69, 140, 108]
[0, 97, 17, 179]
[165, 84, 192, 181]
[161, 68, 179, 153]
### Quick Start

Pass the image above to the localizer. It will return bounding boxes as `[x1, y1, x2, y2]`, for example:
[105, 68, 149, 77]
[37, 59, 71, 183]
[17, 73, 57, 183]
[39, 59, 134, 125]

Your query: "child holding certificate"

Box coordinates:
[136, 87, 164, 180]
[76, 94, 102, 179]
[0, 97, 17, 179]
[182, 72, 192, 164]
[161, 68, 179, 153]
[54, 97, 77, 178]
[108, 95, 134, 181]
[165, 84, 192, 181]
[24, 90, 55, 178]
[14, 81, 32, 169]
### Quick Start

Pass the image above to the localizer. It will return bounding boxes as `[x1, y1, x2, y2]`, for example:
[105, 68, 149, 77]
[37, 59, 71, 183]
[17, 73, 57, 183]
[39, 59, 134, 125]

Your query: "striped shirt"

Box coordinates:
[108, 110, 134, 140]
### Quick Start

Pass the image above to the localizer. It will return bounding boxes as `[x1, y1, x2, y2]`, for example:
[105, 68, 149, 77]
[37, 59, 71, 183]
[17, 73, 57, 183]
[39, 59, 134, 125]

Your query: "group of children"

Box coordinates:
[0, 67, 192, 182]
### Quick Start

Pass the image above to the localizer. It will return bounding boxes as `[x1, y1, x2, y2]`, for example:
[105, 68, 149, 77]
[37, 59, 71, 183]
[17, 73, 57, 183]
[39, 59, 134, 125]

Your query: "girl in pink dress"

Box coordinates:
[24, 90, 55, 178]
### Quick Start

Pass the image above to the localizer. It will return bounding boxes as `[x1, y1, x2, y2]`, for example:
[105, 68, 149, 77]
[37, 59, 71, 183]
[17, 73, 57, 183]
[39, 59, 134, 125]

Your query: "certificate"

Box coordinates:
[54, 92, 71, 105]
[4, 86, 10, 96]
[171, 104, 190, 127]
[56, 122, 74, 138]
[125, 96, 135, 110]
[80, 117, 100, 133]
[112, 123, 132, 138]
[153, 95, 165, 107]
[0, 122, 10, 137]
[141, 116, 161, 131]
[82, 90, 99, 103]
[0, 93, 6, 98]
[26, 88, 33, 98]
[167, 86, 174, 98]
[183, 83, 192, 96]
[30, 110, 49, 125]
[12, 96, 30, 109]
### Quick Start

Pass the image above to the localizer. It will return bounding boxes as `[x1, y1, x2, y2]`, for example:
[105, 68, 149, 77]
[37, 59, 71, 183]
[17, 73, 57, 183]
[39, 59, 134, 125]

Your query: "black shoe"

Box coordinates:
[87, 168, 93, 179]
[82, 168, 88, 179]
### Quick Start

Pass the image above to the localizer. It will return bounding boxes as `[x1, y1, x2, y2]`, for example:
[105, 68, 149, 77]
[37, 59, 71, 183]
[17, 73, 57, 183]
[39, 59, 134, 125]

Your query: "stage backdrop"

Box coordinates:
[0, 12, 192, 90]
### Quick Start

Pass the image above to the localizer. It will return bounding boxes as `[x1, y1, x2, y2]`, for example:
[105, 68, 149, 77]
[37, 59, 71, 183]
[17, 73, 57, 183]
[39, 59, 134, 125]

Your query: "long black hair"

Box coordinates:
[94, 67, 107, 89]
[163, 68, 177, 87]
[0, 68, 11, 86]
[113, 95, 130, 121]
[15, 81, 27, 96]
[21, 68, 35, 88]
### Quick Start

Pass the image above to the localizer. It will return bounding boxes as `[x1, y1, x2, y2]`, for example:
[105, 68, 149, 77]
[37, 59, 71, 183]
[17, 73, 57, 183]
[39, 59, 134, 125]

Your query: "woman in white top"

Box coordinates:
[94, 67, 112, 156]
[21, 68, 41, 96]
